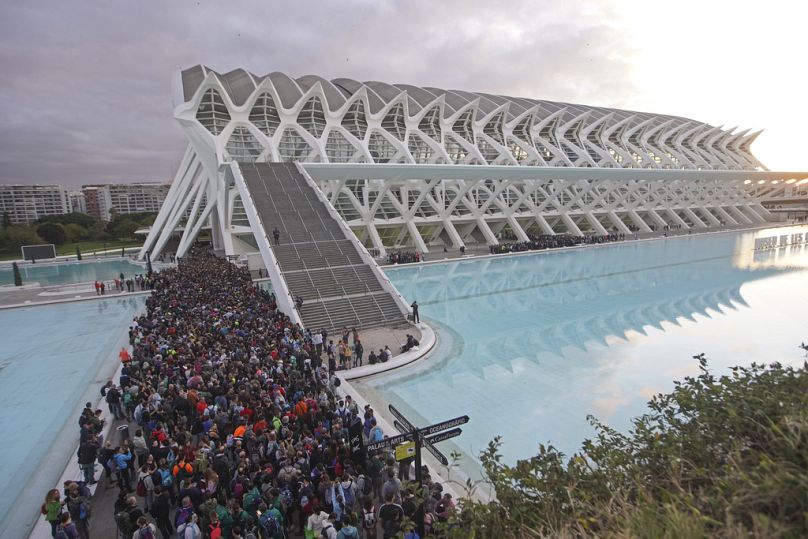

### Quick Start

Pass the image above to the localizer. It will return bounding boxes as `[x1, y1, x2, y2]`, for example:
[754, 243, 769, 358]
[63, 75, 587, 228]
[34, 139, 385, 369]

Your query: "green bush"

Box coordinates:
[448, 358, 808, 538]
[36, 222, 67, 245]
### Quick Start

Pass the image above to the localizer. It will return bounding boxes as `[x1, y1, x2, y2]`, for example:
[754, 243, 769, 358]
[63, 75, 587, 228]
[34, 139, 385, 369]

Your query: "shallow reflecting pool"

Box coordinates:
[0, 259, 154, 287]
[0, 296, 146, 536]
[360, 227, 808, 475]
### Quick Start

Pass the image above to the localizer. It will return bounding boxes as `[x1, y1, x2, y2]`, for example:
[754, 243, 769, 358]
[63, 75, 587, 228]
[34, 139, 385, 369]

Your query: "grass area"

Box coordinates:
[0, 240, 143, 261]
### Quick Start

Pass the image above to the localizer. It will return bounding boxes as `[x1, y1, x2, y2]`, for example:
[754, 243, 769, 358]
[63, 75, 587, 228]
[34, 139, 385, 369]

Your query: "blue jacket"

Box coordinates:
[113, 450, 132, 470]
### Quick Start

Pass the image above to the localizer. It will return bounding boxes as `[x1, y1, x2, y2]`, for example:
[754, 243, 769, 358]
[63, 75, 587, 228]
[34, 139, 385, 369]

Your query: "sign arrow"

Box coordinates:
[426, 427, 462, 445]
[421, 415, 469, 436]
[366, 432, 413, 452]
[422, 440, 449, 466]
[389, 405, 416, 431]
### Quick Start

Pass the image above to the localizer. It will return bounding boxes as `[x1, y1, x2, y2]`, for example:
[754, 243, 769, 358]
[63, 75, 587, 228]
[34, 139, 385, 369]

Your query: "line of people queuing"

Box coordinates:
[94, 274, 155, 296]
[58, 250, 453, 539]
[385, 252, 423, 265]
[489, 233, 625, 254]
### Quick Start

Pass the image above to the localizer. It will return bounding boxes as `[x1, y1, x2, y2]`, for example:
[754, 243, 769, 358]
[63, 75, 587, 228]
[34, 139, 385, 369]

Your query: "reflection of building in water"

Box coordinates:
[732, 226, 808, 270]
[386, 238, 801, 378]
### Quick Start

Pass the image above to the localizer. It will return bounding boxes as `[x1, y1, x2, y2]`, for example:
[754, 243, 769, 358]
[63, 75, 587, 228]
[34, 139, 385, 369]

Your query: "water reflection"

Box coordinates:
[370, 227, 808, 465]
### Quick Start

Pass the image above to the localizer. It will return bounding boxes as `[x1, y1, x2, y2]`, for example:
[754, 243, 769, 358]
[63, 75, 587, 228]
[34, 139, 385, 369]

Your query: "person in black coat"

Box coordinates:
[151, 486, 173, 538]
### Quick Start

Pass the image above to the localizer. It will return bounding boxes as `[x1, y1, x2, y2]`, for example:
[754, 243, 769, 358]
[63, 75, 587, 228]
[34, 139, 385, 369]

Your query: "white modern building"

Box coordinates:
[140, 66, 808, 260]
[0, 184, 69, 225]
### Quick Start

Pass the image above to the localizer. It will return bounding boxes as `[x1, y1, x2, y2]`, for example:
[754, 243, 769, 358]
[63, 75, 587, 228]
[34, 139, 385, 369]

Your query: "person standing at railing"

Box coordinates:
[411, 301, 419, 323]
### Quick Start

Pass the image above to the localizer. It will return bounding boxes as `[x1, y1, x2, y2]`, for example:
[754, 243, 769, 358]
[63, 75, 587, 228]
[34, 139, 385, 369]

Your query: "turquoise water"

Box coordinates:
[0, 296, 146, 537]
[364, 226, 808, 471]
[0, 259, 152, 287]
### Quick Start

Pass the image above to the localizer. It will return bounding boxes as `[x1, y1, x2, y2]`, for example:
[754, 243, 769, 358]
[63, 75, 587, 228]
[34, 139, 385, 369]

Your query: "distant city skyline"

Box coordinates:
[1, 0, 806, 188]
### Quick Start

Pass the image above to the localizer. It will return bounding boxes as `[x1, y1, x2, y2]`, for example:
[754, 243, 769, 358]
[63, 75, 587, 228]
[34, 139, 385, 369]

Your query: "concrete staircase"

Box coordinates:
[241, 162, 407, 332]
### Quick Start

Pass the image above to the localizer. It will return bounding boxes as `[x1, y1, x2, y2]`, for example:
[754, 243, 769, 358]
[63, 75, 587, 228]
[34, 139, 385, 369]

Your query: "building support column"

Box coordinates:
[366, 222, 387, 257]
[406, 220, 429, 253]
[584, 212, 609, 235]
[442, 219, 465, 248]
[713, 206, 738, 225]
[607, 211, 632, 234]
[628, 210, 652, 232]
[506, 215, 530, 241]
[475, 215, 499, 244]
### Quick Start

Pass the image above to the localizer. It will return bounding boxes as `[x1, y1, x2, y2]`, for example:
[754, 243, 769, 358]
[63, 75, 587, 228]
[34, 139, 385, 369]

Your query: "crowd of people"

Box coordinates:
[57, 251, 453, 539]
[94, 274, 155, 296]
[488, 233, 625, 254]
[385, 252, 423, 265]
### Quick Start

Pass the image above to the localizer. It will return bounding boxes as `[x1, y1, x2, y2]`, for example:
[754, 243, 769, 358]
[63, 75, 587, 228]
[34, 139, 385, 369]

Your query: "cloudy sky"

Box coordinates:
[0, 0, 805, 188]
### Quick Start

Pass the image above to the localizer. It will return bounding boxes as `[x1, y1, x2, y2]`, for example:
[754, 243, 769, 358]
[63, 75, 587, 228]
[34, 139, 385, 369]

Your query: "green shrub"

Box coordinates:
[447, 358, 808, 538]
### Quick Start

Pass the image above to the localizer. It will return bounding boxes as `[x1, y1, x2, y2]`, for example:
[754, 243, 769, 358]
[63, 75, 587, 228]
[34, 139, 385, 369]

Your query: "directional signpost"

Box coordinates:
[365, 405, 470, 537]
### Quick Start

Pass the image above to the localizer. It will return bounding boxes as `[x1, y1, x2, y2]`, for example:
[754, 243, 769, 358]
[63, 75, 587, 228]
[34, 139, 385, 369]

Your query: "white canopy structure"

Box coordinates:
[140, 66, 808, 260]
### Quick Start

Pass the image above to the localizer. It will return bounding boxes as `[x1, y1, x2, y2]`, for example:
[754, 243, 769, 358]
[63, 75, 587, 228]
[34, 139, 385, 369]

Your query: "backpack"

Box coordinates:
[54, 526, 69, 539]
[79, 499, 91, 520]
[137, 526, 155, 539]
[115, 510, 134, 535]
[175, 506, 194, 529]
[136, 478, 147, 497]
[260, 512, 280, 537]
[280, 487, 293, 509]
[360, 475, 372, 497]
[321, 524, 334, 538]
[243, 489, 260, 514]
[362, 507, 377, 530]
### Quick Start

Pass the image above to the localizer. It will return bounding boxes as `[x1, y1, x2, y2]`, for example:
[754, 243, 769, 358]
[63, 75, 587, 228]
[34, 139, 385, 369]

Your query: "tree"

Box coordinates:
[0, 225, 42, 252]
[447, 358, 808, 538]
[106, 218, 138, 240]
[75, 245, 82, 261]
[36, 212, 96, 228]
[36, 222, 67, 245]
[2, 212, 11, 228]
[64, 223, 90, 243]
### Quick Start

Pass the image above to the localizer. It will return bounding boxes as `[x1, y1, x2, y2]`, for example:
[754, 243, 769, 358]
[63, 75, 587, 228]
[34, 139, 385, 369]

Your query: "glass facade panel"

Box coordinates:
[249, 92, 281, 137]
[196, 89, 230, 135]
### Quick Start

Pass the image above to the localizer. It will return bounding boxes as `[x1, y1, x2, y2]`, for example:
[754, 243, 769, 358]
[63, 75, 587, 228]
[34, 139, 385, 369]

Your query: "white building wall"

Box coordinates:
[0, 184, 69, 224]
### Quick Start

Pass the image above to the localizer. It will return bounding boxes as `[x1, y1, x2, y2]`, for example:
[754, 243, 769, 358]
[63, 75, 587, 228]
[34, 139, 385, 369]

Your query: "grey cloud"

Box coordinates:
[0, 0, 636, 188]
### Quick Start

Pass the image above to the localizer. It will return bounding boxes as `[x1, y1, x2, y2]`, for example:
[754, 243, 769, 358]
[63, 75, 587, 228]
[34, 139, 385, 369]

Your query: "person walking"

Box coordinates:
[272, 227, 280, 246]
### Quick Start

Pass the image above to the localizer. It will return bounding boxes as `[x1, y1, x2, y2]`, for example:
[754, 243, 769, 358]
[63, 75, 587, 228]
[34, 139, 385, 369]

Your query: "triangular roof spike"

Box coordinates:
[559, 110, 591, 133]
[505, 104, 540, 132]
[332, 86, 370, 117]
[412, 94, 445, 122]
[602, 113, 636, 139]
[532, 107, 567, 131]
[444, 97, 481, 124]
[740, 129, 764, 146]
[641, 118, 674, 145]
[579, 111, 613, 137]
[474, 102, 511, 128]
